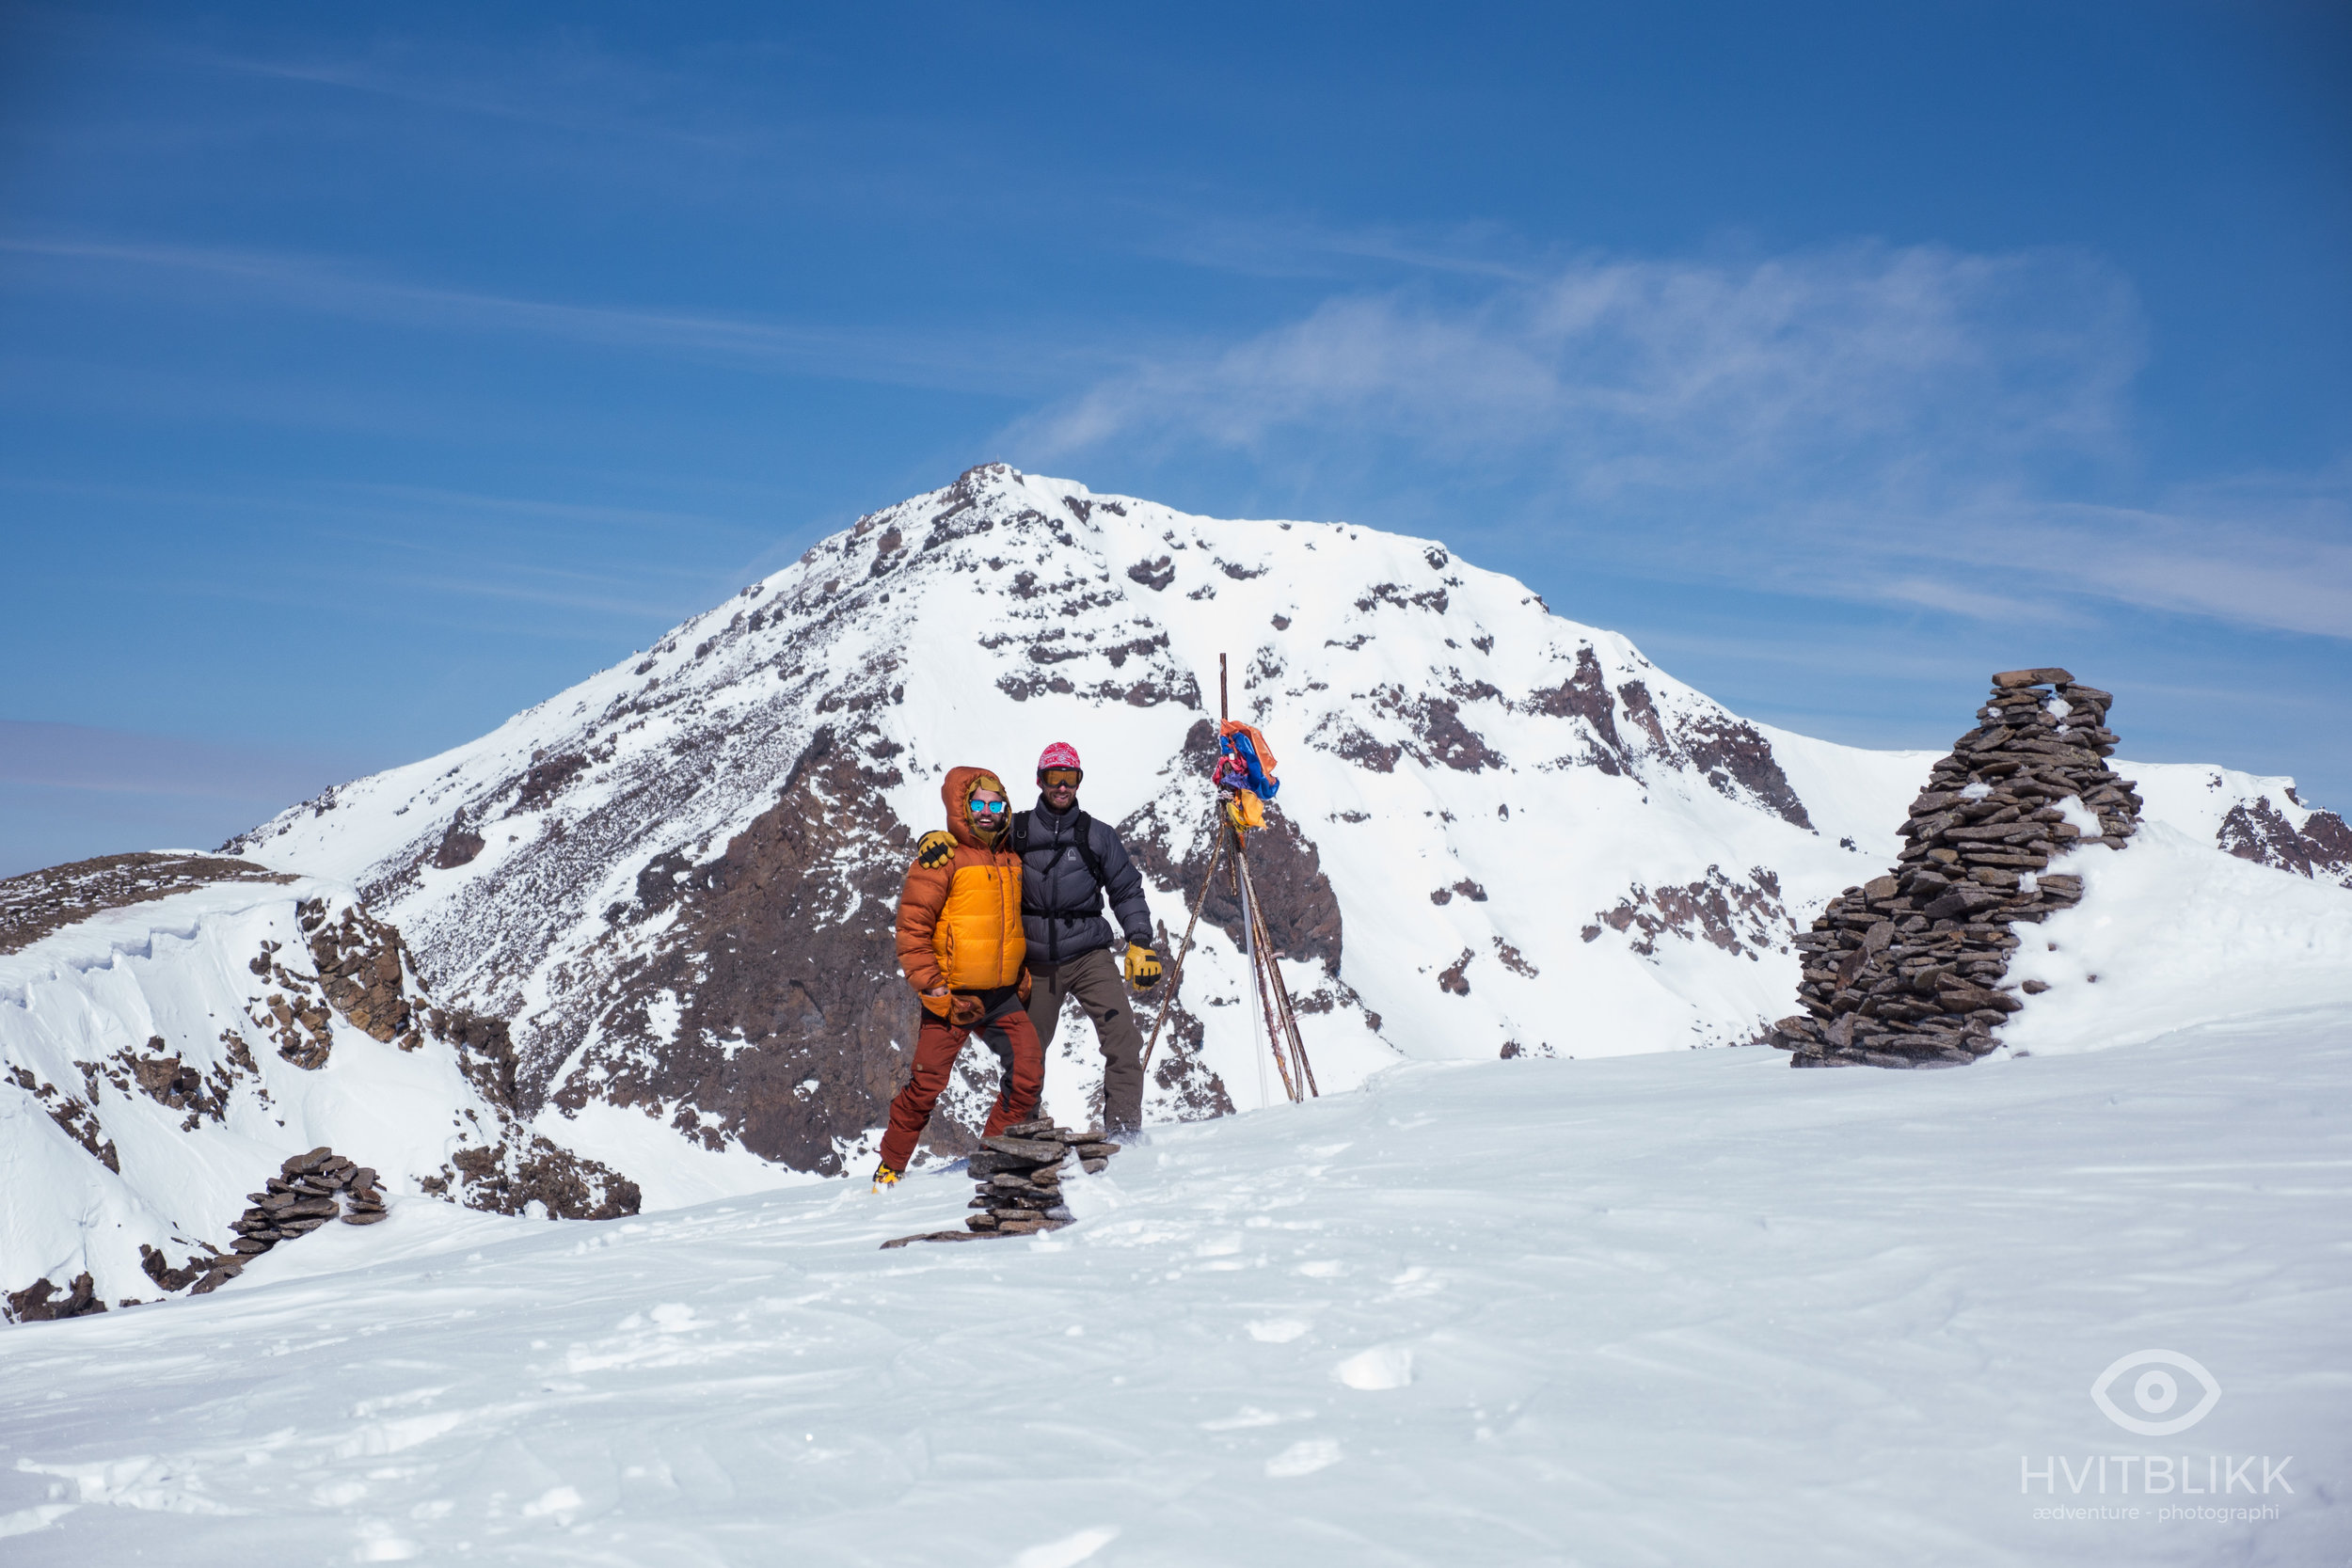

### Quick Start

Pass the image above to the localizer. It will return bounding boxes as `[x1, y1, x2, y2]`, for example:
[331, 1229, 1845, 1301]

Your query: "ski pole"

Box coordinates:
[1138, 816, 1226, 1073]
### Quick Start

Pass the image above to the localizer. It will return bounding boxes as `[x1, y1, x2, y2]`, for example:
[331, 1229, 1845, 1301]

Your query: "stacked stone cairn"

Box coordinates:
[1769, 668, 2143, 1069]
[224, 1147, 389, 1259]
[881, 1120, 1121, 1248]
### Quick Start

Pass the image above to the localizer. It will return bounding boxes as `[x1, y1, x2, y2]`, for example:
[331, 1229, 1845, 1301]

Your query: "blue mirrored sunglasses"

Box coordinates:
[968, 799, 1008, 815]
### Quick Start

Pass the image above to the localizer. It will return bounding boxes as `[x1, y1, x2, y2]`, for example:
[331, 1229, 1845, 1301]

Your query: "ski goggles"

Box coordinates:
[1038, 768, 1082, 788]
[967, 798, 1009, 816]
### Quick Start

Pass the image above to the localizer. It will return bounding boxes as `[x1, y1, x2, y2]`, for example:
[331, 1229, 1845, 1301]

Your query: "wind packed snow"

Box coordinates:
[2002, 822, 2352, 1056]
[3, 1006, 2344, 1564]
[8, 804, 2350, 1561]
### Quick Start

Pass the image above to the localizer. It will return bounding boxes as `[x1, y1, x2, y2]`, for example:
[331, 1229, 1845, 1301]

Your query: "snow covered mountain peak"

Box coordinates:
[191, 463, 2352, 1196]
[215, 465, 1883, 1188]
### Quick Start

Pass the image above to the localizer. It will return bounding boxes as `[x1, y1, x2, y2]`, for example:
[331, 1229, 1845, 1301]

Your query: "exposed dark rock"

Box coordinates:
[1676, 714, 1814, 830]
[1582, 866, 1787, 958]
[1438, 948, 1472, 995]
[1319, 723, 1401, 773]
[6, 1272, 104, 1323]
[1522, 647, 1806, 821]
[433, 812, 485, 868]
[437, 1138, 639, 1220]
[1527, 646, 1627, 768]
[512, 752, 592, 814]
[2218, 797, 2352, 890]
[8, 1062, 121, 1172]
[1406, 696, 1503, 772]
[543, 725, 924, 1173]
[300, 899, 422, 1049]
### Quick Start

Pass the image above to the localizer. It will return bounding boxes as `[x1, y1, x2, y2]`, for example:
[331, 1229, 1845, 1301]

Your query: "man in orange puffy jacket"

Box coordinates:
[873, 766, 1041, 1189]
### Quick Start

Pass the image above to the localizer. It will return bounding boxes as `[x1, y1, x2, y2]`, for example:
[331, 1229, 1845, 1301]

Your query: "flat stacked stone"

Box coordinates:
[880, 1120, 1123, 1248]
[218, 1145, 392, 1277]
[1768, 669, 2142, 1069]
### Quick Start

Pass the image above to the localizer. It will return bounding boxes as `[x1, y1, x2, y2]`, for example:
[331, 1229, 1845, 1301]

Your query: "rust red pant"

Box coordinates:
[878, 987, 1042, 1174]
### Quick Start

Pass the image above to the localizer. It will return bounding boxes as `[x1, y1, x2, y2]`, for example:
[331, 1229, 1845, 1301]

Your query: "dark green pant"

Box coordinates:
[1025, 945, 1145, 1132]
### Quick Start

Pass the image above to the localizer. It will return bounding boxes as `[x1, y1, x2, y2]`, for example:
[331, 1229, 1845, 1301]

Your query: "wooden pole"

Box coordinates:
[1235, 837, 1302, 1102]
[1219, 652, 1229, 723]
[1237, 845, 1314, 1101]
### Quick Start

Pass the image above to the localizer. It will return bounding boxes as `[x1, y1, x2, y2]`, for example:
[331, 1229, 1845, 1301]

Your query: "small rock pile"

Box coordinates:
[1769, 668, 2143, 1069]
[227, 1147, 389, 1259]
[8, 1147, 394, 1316]
[881, 1120, 1121, 1249]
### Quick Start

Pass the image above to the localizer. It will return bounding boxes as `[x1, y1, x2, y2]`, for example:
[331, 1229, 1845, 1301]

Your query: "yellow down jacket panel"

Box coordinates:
[895, 766, 1027, 1006]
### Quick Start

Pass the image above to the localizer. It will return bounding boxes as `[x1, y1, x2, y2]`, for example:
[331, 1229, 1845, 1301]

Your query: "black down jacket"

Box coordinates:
[1015, 800, 1153, 966]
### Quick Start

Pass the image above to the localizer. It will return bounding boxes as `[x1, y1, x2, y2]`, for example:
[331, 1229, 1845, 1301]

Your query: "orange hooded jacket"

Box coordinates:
[894, 766, 1027, 1014]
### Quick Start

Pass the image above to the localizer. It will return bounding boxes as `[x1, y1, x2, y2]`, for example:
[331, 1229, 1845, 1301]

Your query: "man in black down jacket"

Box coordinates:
[1017, 741, 1161, 1134]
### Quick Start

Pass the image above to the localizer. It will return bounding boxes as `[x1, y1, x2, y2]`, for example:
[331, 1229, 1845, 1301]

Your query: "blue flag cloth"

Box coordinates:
[1216, 722, 1280, 800]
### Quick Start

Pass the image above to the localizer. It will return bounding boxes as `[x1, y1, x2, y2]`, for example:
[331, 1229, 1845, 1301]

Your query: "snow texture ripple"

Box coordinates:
[1, 1010, 2344, 1564]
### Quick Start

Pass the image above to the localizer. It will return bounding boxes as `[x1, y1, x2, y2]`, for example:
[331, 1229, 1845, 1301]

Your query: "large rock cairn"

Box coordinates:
[881, 1119, 1121, 1248]
[1769, 668, 2143, 1069]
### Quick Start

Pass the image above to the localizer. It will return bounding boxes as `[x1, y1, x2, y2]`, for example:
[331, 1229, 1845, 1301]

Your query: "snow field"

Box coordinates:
[2003, 821, 2352, 1057]
[4, 1008, 2345, 1566]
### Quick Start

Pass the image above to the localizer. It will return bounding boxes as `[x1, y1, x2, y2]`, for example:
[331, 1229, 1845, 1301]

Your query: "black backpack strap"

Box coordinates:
[1070, 811, 1109, 895]
[1009, 809, 1032, 855]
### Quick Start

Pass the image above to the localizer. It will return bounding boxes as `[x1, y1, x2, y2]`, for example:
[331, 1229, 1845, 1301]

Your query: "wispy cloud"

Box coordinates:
[1010, 242, 2352, 641]
[1019, 242, 2138, 475]
[197, 44, 732, 148]
[0, 235, 1094, 396]
[1122, 207, 1546, 283]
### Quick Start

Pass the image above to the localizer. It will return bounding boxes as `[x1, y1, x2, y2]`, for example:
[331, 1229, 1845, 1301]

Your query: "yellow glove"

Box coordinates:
[914, 831, 957, 869]
[1124, 943, 1163, 991]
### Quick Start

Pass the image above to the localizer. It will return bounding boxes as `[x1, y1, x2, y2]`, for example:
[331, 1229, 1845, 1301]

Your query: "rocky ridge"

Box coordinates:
[0, 852, 295, 957]
[1, 863, 638, 1319]
[1769, 669, 2141, 1069]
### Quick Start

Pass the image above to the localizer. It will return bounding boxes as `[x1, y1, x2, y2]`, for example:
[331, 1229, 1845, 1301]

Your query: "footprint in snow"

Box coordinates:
[1199, 1406, 1289, 1431]
[1010, 1524, 1120, 1568]
[1247, 1319, 1311, 1343]
[1265, 1438, 1343, 1478]
[1334, 1344, 1413, 1390]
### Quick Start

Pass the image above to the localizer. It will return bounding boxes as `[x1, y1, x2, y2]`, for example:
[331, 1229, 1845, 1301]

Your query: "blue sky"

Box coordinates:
[3, 1, 2347, 875]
